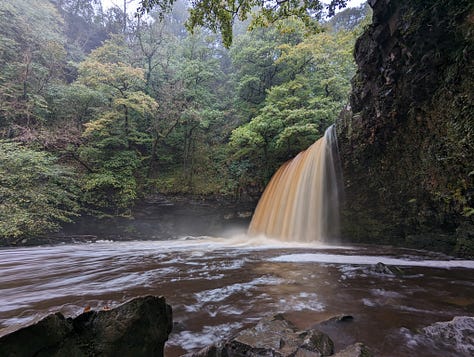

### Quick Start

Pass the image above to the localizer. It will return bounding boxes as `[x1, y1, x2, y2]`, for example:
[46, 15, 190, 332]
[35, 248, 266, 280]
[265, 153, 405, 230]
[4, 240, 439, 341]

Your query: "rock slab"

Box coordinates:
[186, 314, 372, 357]
[421, 316, 474, 355]
[0, 295, 172, 357]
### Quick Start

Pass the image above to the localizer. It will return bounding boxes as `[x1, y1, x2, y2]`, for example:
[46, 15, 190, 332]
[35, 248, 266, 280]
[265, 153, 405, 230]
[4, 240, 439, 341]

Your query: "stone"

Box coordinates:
[0, 313, 72, 357]
[318, 314, 354, 326]
[333, 342, 373, 357]
[368, 262, 403, 276]
[421, 316, 474, 355]
[299, 329, 334, 356]
[337, 0, 474, 258]
[185, 314, 334, 357]
[0, 295, 172, 357]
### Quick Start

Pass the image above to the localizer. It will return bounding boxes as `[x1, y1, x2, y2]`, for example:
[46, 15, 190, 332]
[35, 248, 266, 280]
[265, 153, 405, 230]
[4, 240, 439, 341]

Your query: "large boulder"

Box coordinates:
[421, 316, 474, 354]
[186, 314, 334, 357]
[185, 314, 373, 357]
[337, 0, 474, 257]
[0, 295, 172, 357]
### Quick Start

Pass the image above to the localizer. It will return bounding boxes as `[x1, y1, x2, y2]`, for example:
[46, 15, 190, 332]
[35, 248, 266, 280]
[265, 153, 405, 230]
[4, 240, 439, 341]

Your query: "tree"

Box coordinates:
[0, 141, 80, 239]
[326, 3, 371, 32]
[76, 35, 158, 212]
[54, 0, 108, 57]
[0, 0, 67, 134]
[138, 0, 349, 46]
[230, 18, 307, 119]
[163, 29, 230, 190]
[229, 17, 360, 187]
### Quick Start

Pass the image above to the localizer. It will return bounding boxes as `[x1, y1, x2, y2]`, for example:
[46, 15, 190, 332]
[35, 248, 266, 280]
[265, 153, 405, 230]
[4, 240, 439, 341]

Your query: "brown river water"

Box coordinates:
[1, 236, 473, 356]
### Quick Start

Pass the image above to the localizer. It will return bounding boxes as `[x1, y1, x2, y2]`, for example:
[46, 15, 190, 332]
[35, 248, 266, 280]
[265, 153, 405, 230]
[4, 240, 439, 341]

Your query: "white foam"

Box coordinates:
[168, 322, 244, 350]
[370, 288, 405, 298]
[276, 292, 325, 312]
[362, 298, 376, 307]
[270, 253, 474, 269]
[195, 276, 284, 303]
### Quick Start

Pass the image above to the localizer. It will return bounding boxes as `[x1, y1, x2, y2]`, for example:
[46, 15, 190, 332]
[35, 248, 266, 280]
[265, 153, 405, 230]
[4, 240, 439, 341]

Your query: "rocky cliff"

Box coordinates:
[337, 0, 473, 256]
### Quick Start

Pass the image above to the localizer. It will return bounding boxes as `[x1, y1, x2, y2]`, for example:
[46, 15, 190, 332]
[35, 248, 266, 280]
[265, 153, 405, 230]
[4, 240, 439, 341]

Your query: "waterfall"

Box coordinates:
[248, 125, 342, 243]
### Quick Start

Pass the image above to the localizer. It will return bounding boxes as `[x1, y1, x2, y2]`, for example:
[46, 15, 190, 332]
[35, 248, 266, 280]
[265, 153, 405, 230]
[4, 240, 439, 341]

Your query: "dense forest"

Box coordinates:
[0, 0, 369, 239]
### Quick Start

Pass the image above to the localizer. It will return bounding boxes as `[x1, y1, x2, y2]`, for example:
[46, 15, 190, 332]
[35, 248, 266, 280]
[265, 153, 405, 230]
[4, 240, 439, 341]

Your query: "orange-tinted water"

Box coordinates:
[1, 238, 473, 356]
[249, 126, 342, 242]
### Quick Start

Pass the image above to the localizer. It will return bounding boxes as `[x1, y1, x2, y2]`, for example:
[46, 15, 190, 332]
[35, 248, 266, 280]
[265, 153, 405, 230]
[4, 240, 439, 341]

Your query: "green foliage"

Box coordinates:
[47, 83, 107, 124]
[326, 3, 371, 32]
[229, 20, 358, 183]
[0, 0, 66, 130]
[0, 141, 80, 239]
[139, 0, 348, 47]
[75, 35, 158, 212]
[79, 149, 141, 214]
[0, 0, 365, 230]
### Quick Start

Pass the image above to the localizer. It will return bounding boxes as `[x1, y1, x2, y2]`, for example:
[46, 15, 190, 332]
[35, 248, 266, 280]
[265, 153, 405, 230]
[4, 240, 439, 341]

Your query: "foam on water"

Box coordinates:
[194, 276, 285, 304]
[168, 322, 244, 350]
[270, 253, 474, 269]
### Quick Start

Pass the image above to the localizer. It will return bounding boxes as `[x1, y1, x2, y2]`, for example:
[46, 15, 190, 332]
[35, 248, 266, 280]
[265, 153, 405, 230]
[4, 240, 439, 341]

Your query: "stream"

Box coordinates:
[1, 236, 473, 356]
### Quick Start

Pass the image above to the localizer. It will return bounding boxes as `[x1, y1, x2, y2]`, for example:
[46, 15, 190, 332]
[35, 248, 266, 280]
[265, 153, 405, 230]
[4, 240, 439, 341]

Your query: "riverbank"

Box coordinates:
[0, 194, 256, 248]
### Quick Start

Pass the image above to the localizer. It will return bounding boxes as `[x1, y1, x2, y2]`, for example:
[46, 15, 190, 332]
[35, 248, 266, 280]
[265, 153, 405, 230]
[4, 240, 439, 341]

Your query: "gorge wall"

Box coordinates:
[337, 0, 473, 256]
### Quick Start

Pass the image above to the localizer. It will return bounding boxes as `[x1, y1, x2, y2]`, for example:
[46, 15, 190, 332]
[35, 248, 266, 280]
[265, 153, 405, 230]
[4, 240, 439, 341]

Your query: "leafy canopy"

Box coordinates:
[76, 36, 158, 213]
[138, 0, 348, 46]
[0, 141, 80, 239]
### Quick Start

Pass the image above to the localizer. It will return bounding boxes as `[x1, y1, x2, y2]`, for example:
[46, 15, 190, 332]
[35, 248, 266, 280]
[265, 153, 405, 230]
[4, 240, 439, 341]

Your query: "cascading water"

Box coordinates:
[248, 125, 343, 242]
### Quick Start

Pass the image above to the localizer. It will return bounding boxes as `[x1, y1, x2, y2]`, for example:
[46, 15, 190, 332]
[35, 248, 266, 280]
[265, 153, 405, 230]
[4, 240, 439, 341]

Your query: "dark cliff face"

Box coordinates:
[337, 0, 474, 256]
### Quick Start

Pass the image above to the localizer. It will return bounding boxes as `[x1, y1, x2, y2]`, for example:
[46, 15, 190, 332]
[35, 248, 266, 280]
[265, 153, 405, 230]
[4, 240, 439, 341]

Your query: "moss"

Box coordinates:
[337, 0, 474, 257]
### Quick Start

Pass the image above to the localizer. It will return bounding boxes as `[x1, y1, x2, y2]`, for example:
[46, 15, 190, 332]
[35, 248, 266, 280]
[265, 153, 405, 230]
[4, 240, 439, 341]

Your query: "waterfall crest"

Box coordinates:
[248, 125, 342, 243]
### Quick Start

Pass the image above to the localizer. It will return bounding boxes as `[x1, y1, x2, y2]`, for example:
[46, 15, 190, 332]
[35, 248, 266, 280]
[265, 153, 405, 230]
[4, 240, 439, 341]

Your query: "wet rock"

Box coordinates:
[333, 342, 372, 357]
[367, 262, 403, 276]
[185, 314, 334, 357]
[0, 295, 172, 357]
[298, 329, 334, 356]
[0, 313, 72, 356]
[337, 0, 474, 258]
[318, 314, 354, 326]
[185, 344, 222, 357]
[421, 316, 474, 355]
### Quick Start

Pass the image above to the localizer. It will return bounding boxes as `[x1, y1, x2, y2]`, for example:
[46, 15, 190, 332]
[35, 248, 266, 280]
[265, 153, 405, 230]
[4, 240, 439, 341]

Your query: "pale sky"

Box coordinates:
[101, 0, 140, 12]
[101, 0, 367, 12]
[346, 0, 366, 7]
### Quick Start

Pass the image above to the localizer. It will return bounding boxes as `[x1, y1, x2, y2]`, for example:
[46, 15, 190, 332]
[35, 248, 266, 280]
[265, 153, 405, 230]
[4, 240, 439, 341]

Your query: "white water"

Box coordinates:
[271, 253, 474, 269]
[1, 237, 473, 356]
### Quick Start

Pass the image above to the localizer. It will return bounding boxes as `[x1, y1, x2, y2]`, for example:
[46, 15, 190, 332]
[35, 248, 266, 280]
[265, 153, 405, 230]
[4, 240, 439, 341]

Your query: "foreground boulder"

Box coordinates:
[0, 295, 172, 357]
[421, 316, 474, 355]
[186, 314, 371, 357]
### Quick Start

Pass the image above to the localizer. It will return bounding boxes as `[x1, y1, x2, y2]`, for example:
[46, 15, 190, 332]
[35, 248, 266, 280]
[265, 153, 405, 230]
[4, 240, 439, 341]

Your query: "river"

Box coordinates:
[1, 236, 473, 356]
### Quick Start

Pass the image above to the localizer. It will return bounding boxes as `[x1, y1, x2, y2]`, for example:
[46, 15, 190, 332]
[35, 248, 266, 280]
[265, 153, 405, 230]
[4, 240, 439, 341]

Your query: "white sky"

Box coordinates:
[101, 0, 141, 12]
[346, 0, 366, 8]
[101, 0, 367, 12]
